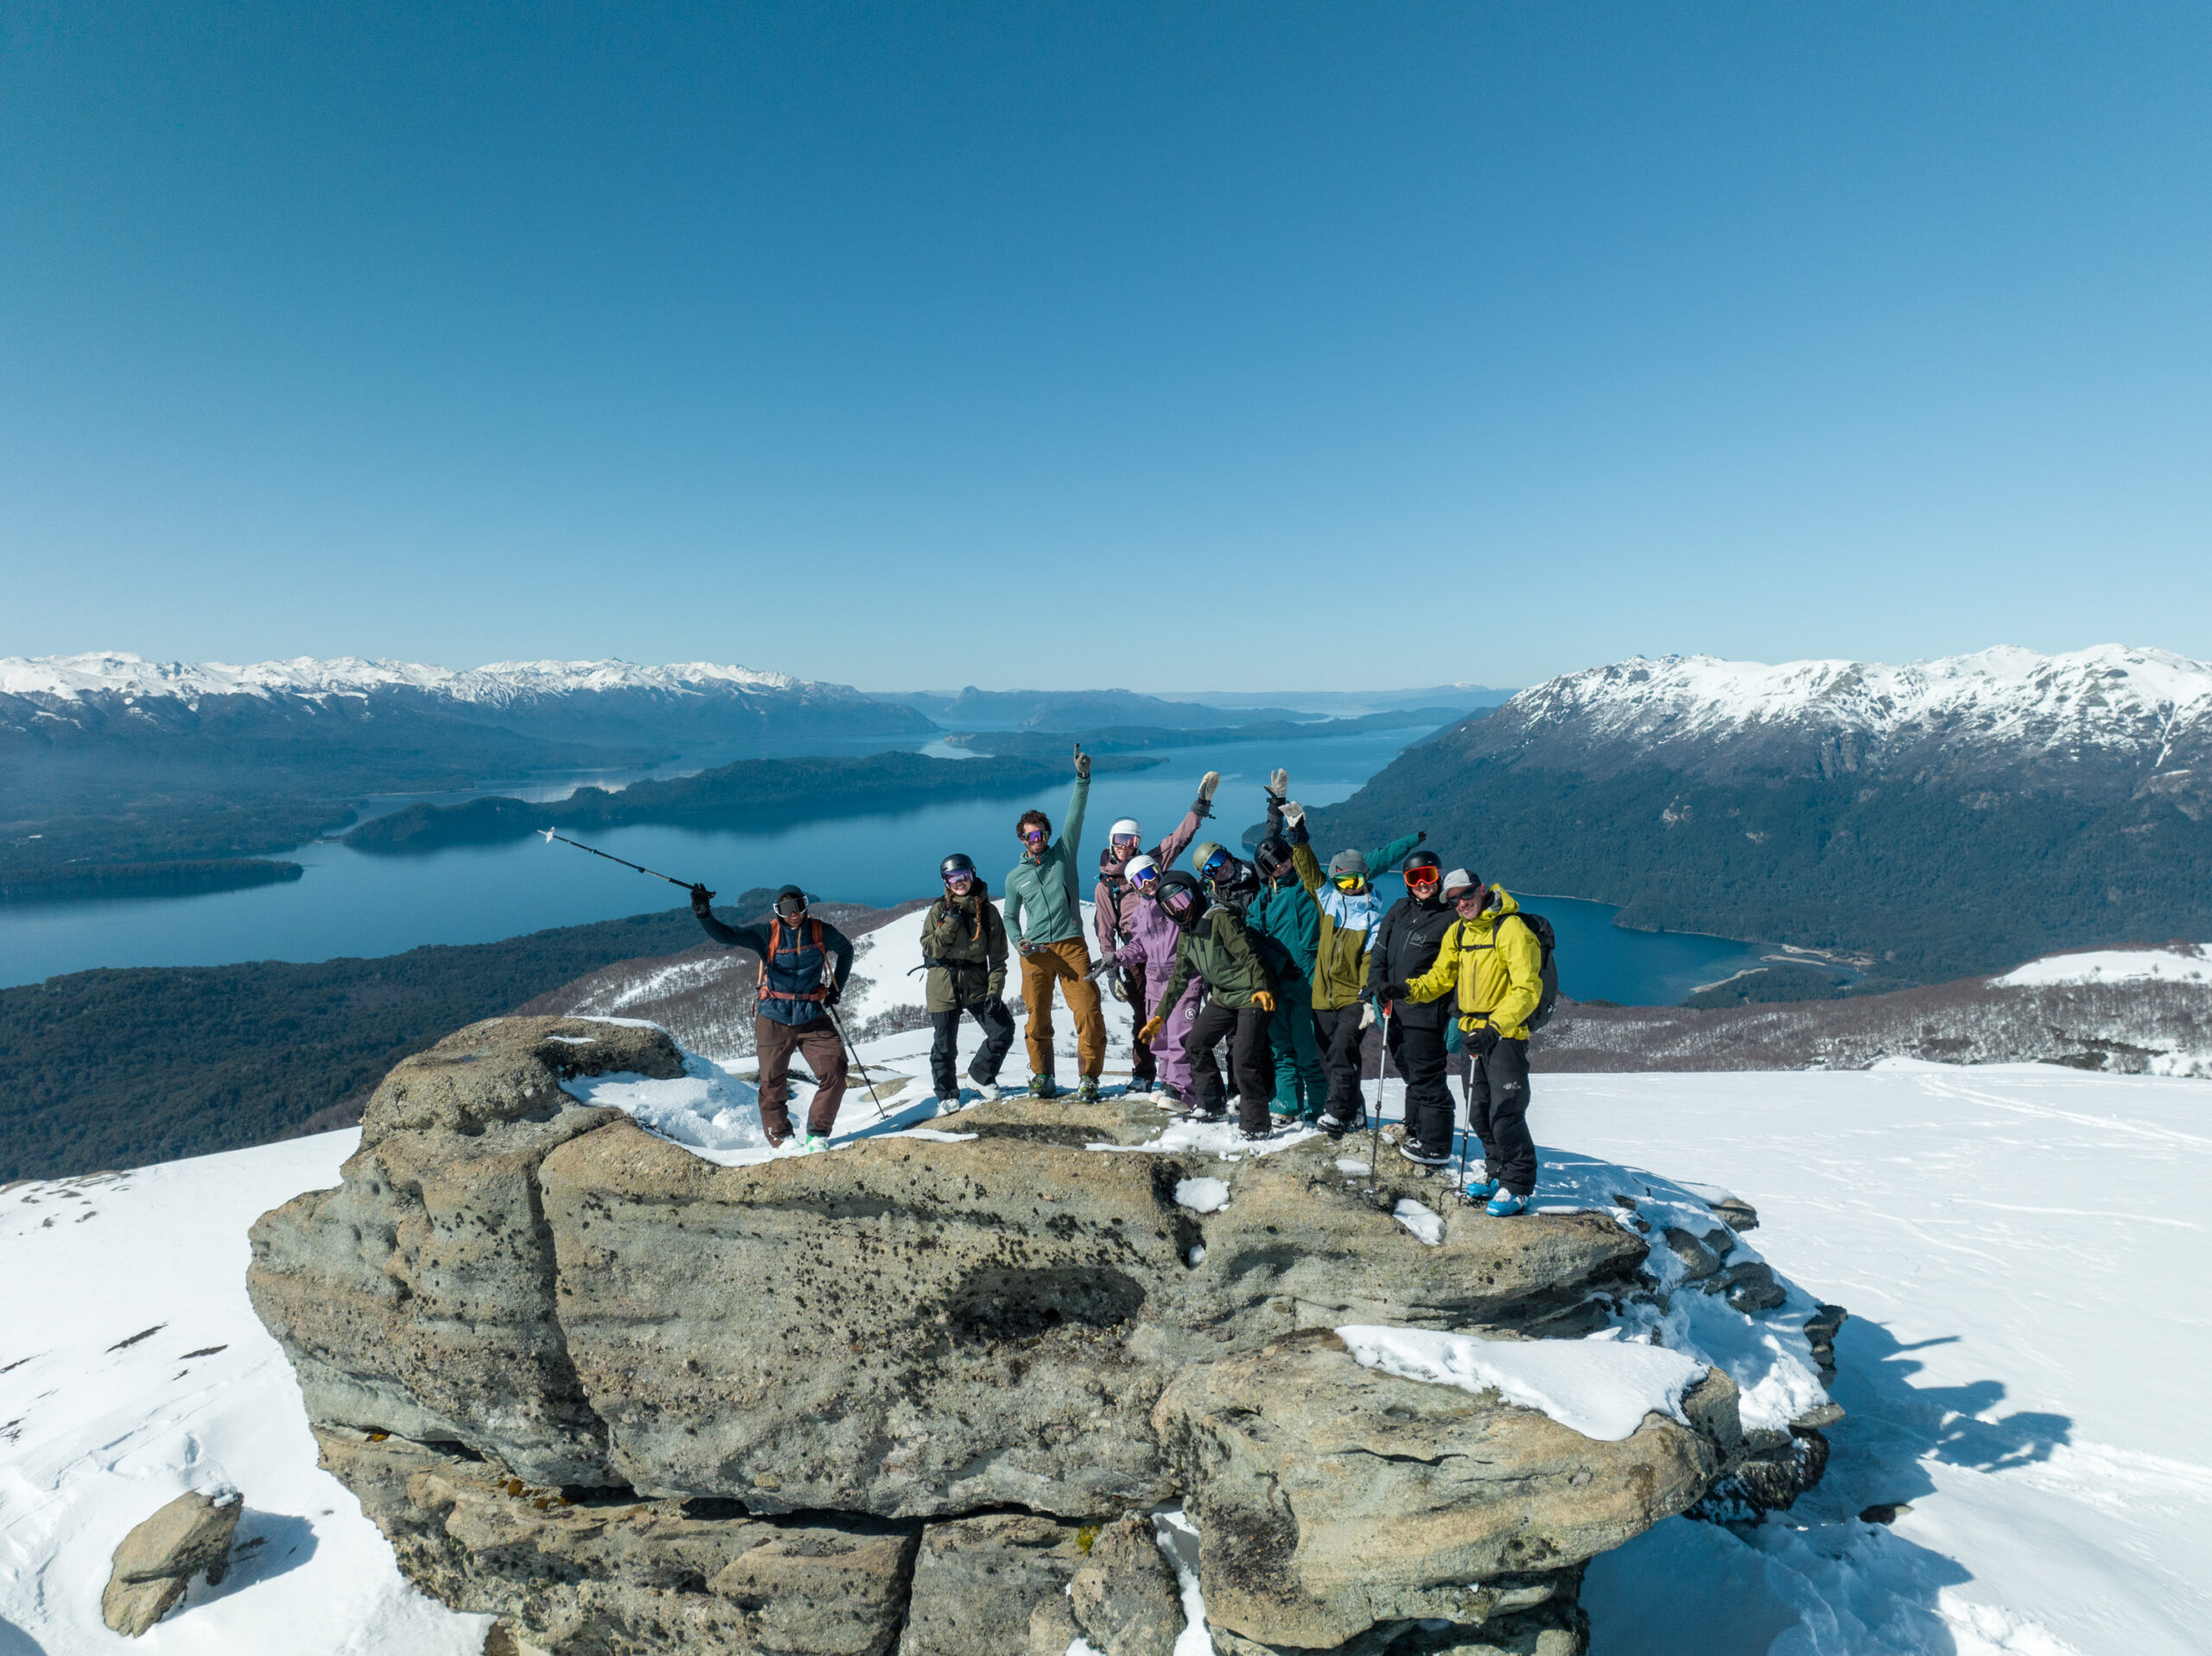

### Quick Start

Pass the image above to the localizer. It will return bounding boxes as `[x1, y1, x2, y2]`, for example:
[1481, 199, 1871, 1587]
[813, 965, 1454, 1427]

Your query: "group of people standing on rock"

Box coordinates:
[689, 744, 1552, 1215]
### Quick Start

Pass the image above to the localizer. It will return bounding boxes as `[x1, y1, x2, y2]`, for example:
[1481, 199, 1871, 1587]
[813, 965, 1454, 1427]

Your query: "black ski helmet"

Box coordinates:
[1402, 848, 1441, 876]
[1154, 868, 1208, 930]
[940, 853, 976, 883]
[1254, 835, 1294, 879]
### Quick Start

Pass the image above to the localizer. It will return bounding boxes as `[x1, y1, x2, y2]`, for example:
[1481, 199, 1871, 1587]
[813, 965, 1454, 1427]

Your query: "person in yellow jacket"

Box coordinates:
[1382, 871, 1544, 1216]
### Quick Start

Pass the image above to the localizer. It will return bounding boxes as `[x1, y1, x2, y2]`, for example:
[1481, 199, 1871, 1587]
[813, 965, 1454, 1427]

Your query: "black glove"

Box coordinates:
[690, 883, 715, 916]
[1415, 829, 1427, 844]
[1470, 1024, 1502, 1057]
[1074, 743, 1090, 781]
[823, 980, 843, 1008]
[1382, 980, 1412, 1003]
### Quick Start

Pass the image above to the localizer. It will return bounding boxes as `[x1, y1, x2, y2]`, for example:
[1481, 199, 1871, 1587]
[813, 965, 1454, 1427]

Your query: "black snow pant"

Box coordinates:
[1388, 1018, 1453, 1158]
[1185, 1000, 1274, 1133]
[1467, 1033, 1535, 1196]
[1312, 1005, 1370, 1122]
[929, 999, 1016, 1100]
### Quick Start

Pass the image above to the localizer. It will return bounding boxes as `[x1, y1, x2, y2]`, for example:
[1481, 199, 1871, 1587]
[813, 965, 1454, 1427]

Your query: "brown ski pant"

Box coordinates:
[754, 1013, 848, 1142]
[1018, 937, 1107, 1079]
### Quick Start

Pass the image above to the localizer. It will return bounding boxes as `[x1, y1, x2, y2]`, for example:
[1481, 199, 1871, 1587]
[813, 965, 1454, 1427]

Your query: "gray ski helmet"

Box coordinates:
[1255, 835, 1293, 879]
[940, 853, 976, 883]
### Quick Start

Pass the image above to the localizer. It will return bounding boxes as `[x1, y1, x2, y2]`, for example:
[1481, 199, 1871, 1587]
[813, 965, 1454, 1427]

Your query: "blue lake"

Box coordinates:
[0, 727, 1767, 1004]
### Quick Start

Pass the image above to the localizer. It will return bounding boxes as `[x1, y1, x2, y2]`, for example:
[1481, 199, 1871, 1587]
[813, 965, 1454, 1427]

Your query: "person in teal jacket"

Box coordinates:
[1002, 747, 1106, 1100]
[1243, 771, 1325, 1120]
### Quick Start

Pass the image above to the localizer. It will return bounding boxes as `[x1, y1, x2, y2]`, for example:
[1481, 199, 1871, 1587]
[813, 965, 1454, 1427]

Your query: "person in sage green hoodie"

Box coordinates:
[1002, 746, 1106, 1101]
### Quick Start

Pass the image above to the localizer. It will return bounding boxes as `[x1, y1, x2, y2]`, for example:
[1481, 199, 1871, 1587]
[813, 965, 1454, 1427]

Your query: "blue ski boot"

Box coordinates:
[1461, 1176, 1498, 1204]
[1484, 1188, 1529, 1217]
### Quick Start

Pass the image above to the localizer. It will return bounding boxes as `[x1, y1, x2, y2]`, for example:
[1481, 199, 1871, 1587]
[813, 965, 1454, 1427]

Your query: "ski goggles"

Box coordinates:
[1333, 875, 1364, 891]
[943, 868, 975, 888]
[1110, 832, 1142, 849]
[1020, 826, 1047, 844]
[1199, 849, 1232, 879]
[1404, 866, 1441, 891]
[1161, 886, 1198, 916]
[1129, 864, 1161, 887]
[776, 896, 807, 917]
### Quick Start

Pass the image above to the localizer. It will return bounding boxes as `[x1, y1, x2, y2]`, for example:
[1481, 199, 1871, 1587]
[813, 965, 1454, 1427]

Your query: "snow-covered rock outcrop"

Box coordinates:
[244, 1015, 1842, 1655]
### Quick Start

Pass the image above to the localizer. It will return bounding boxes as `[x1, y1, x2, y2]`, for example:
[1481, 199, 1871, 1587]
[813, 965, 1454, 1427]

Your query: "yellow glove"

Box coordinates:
[1138, 1016, 1165, 1043]
[1252, 990, 1275, 1012]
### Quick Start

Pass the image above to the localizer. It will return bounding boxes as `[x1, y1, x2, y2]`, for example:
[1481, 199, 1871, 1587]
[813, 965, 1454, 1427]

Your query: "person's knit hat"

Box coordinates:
[1328, 848, 1368, 879]
[1442, 868, 1479, 900]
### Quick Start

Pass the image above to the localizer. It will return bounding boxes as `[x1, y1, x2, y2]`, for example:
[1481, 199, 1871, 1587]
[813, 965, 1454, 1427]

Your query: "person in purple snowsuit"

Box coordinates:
[1094, 771, 1219, 1101]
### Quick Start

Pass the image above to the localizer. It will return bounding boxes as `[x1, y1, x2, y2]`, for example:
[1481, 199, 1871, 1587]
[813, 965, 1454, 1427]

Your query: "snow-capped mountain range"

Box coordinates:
[1, 651, 799, 706]
[1469, 644, 2212, 796]
[0, 651, 934, 753]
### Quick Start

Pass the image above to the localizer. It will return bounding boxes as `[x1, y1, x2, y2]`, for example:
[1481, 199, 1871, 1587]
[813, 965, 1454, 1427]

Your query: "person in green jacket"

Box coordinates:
[1283, 808, 1427, 1135]
[1138, 871, 1278, 1137]
[1243, 769, 1325, 1121]
[1002, 746, 1106, 1101]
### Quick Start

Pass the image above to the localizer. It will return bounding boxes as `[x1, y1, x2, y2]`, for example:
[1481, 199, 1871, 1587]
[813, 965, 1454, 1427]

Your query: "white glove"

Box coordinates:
[1358, 1001, 1376, 1031]
[1268, 768, 1289, 798]
[1282, 800, 1306, 828]
[1197, 771, 1220, 804]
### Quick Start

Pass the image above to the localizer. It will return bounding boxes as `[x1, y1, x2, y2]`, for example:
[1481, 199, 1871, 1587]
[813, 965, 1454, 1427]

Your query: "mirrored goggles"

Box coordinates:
[1130, 865, 1161, 886]
[1200, 850, 1231, 878]
[1111, 833, 1142, 849]
[1333, 875, 1363, 891]
[1405, 867, 1441, 891]
[1162, 887, 1197, 916]
[1021, 827, 1047, 844]
[944, 870, 975, 888]
[776, 897, 807, 917]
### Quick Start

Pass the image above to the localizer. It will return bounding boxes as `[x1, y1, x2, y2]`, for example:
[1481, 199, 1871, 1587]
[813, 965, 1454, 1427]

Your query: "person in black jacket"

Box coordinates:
[1363, 849, 1459, 1167]
[691, 882, 855, 1152]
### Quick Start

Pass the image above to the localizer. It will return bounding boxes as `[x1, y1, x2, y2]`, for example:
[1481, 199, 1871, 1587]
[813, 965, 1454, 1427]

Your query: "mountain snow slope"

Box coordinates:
[0, 654, 800, 705]
[5, 1010, 2206, 1653]
[1476, 644, 2212, 796]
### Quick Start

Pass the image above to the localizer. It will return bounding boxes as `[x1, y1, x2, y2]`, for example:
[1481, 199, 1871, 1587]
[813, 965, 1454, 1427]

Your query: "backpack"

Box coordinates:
[757, 915, 831, 1006]
[1511, 910, 1560, 1032]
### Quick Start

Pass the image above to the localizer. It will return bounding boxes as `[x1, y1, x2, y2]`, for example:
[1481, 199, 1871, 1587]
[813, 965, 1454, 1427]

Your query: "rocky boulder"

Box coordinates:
[247, 1016, 1834, 1655]
[101, 1487, 244, 1636]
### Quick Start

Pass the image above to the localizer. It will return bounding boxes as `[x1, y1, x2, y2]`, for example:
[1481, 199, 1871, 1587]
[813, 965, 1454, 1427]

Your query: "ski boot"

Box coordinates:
[1125, 1075, 1154, 1097]
[1194, 1106, 1229, 1126]
[1238, 1126, 1273, 1144]
[1156, 1082, 1185, 1113]
[802, 1134, 830, 1155]
[972, 1081, 1001, 1102]
[1460, 1176, 1499, 1206]
[1027, 1074, 1060, 1100]
[1317, 1106, 1366, 1139]
[1075, 1076, 1102, 1104]
[1484, 1188, 1529, 1217]
[1398, 1140, 1451, 1169]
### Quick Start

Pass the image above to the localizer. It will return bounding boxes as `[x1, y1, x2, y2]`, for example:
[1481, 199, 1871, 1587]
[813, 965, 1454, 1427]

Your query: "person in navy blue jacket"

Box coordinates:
[692, 882, 855, 1152]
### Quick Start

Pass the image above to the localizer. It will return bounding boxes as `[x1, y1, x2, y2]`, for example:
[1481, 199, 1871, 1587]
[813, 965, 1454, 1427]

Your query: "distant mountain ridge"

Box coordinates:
[1306, 644, 2212, 985]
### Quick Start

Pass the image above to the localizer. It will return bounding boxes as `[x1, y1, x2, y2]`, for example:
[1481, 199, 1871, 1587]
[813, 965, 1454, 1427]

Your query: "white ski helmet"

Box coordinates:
[1109, 818, 1142, 843]
[1123, 853, 1160, 887]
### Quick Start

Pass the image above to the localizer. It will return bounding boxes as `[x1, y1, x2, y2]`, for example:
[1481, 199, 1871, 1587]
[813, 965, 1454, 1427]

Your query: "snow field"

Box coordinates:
[1994, 946, 2212, 989]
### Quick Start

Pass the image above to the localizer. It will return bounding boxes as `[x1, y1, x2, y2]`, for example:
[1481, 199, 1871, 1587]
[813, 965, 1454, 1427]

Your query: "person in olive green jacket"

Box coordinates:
[1387, 875, 1545, 1215]
[1280, 802, 1426, 1133]
[1138, 871, 1277, 1137]
[1002, 747, 1106, 1100]
[920, 853, 1014, 1109]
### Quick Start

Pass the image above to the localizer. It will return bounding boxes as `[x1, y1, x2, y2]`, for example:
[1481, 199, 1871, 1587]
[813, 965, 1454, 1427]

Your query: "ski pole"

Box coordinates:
[1452, 1041, 1473, 1203]
[824, 999, 894, 1122]
[539, 828, 699, 890]
[1369, 1000, 1390, 1195]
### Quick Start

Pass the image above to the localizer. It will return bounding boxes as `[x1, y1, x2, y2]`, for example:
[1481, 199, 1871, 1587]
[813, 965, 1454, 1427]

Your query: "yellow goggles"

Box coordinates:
[1334, 875, 1363, 891]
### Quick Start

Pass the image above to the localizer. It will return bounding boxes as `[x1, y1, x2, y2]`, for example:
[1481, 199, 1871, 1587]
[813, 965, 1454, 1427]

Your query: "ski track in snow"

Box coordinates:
[5, 977, 2208, 1654]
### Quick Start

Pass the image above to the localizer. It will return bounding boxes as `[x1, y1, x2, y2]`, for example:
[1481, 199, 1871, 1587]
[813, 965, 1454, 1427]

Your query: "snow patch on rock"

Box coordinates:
[1339, 1324, 1710, 1443]
[1995, 946, 2212, 988]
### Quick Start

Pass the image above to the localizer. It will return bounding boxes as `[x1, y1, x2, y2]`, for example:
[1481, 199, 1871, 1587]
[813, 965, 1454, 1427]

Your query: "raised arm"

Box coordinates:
[1059, 771, 1090, 854]
[1282, 802, 1322, 893]
[692, 888, 770, 955]
[1365, 830, 1426, 879]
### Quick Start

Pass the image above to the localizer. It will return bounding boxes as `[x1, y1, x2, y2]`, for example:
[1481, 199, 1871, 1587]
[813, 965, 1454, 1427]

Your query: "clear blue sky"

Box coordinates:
[4, 3, 2208, 690]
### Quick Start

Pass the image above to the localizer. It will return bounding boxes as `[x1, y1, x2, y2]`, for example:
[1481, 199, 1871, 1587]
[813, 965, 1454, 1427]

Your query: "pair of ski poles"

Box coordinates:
[538, 829, 895, 1123]
[1365, 997, 1478, 1205]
